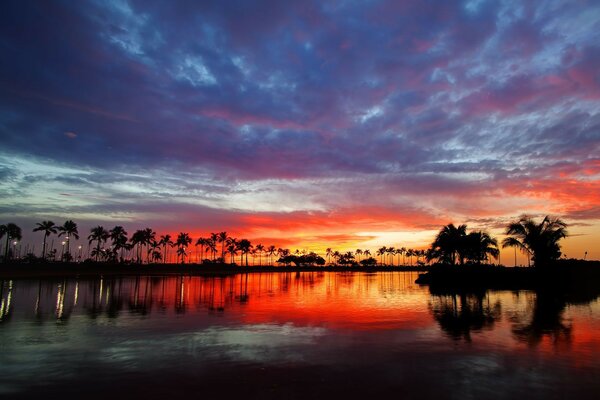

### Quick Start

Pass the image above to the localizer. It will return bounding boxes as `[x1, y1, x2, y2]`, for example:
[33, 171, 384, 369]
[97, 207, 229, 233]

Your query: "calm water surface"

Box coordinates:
[1, 272, 599, 399]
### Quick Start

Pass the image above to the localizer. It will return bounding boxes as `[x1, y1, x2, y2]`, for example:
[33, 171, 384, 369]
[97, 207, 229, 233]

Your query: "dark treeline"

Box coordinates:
[0, 215, 573, 268]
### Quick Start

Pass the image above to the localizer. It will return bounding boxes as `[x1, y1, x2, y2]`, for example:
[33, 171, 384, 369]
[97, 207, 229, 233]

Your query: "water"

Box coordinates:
[1, 272, 599, 399]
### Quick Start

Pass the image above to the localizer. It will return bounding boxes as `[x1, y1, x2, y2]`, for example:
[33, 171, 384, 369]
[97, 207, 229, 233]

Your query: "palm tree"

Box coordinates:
[175, 232, 192, 264]
[377, 246, 387, 265]
[33, 221, 57, 261]
[255, 243, 265, 266]
[88, 226, 109, 262]
[195, 237, 206, 262]
[355, 249, 363, 262]
[207, 238, 217, 261]
[148, 240, 161, 263]
[386, 247, 396, 266]
[227, 241, 238, 264]
[394, 248, 403, 266]
[237, 239, 252, 266]
[217, 232, 228, 261]
[109, 226, 128, 262]
[332, 250, 340, 265]
[58, 220, 79, 261]
[363, 249, 371, 260]
[159, 234, 174, 263]
[326, 248, 333, 265]
[1, 223, 22, 262]
[430, 224, 468, 265]
[267, 245, 277, 266]
[210, 233, 219, 260]
[502, 215, 567, 267]
[406, 249, 415, 266]
[466, 231, 499, 265]
[399, 247, 407, 265]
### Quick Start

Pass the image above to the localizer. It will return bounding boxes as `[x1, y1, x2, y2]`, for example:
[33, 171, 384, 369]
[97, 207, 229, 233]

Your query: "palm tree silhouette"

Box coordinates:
[326, 248, 333, 265]
[237, 239, 252, 266]
[160, 234, 174, 263]
[355, 249, 363, 262]
[218, 232, 228, 261]
[227, 241, 238, 264]
[209, 233, 219, 260]
[332, 250, 340, 265]
[431, 224, 467, 265]
[58, 220, 79, 261]
[195, 237, 206, 262]
[175, 232, 192, 264]
[148, 240, 161, 263]
[466, 231, 499, 265]
[377, 246, 387, 265]
[1, 223, 22, 261]
[267, 245, 277, 266]
[109, 226, 128, 262]
[255, 243, 265, 266]
[386, 247, 396, 266]
[363, 249, 371, 261]
[88, 226, 109, 262]
[502, 215, 568, 267]
[33, 221, 57, 261]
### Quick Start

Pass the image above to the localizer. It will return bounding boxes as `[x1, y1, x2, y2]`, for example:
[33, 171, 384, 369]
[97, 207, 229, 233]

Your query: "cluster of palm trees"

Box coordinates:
[427, 224, 499, 265]
[427, 215, 568, 268]
[1, 215, 569, 268]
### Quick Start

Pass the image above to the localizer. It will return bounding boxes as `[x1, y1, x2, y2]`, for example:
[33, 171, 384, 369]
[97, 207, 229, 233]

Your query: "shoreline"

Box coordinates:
[0, 262, 429, 279]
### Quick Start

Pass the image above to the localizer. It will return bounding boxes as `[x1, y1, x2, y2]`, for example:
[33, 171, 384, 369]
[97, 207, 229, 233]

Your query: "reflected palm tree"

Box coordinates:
[430, 291, 501, 342]
[510, 290, 572, 347]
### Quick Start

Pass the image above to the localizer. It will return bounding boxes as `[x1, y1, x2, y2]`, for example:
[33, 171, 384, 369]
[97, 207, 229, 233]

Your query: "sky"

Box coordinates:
[1, 0, 599, 262]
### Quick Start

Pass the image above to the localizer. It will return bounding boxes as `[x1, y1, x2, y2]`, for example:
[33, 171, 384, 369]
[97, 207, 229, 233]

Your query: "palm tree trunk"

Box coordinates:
[42, 235, 47, 261]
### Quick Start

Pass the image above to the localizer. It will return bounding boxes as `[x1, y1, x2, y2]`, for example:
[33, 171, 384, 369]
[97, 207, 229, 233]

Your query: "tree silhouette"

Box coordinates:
[502, 215, 568, 267]
[430, 224, 467, 265]
[237, 239, 252, 266]
[175, 232, 192, 264]
[109, 226, 129, 262]
[218, 231, 228, 261]
[88, 226, 109, 262]
[255, 243, 265, 266]
[465, 231, 499, 265]
[377, 246, 387, 265]
[33, 220, 57, 261]
[267, 245, 277, 266]
[1, 223, 22, 261]
[58, 220, 79, 262]
[159, 234, 174, 263]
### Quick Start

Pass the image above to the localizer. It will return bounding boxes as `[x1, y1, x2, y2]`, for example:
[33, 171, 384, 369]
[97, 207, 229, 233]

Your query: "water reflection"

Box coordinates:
[0, 280, 12, 322]
[1, 272, 424, 324]
[429, 291, 502, 341]
[509, 290, 572, 348]
[1, 272, 600, 399]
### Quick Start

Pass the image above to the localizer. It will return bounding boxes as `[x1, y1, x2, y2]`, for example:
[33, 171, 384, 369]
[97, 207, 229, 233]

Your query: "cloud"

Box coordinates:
[0, 0, 599, 253]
